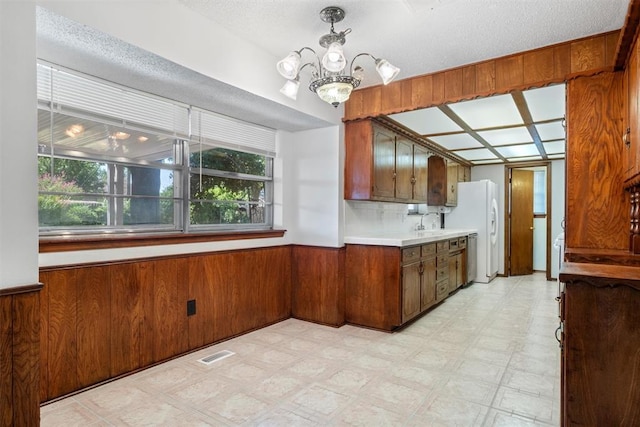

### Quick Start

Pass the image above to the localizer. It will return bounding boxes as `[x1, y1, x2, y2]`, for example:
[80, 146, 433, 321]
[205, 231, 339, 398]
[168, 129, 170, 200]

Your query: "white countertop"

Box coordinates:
[344, 228, 477, 247]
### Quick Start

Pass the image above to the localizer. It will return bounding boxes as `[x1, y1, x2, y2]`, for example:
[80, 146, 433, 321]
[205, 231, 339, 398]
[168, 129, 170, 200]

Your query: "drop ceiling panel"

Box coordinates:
[389, 107, 462, 135]
[452, 148, 498, 161]
[429, 133, 483, 150]
[523, 84, 566, 121]
[536, 122, 565, 140]
[448, 94, 523, 129]
[548, 154, 566, 159]
[477, 126, 533, 146]
[543, 140, 565, 154]
[472, 159, 504, 165]
[496, 144, 540, 158]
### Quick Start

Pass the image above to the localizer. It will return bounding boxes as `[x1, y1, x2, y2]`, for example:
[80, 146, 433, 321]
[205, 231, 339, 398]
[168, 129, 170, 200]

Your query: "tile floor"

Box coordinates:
[41, 273, 561, 426]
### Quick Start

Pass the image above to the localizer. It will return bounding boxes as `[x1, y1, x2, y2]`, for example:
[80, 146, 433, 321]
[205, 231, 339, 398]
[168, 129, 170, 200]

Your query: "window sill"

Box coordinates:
[39, 229, 287, 253]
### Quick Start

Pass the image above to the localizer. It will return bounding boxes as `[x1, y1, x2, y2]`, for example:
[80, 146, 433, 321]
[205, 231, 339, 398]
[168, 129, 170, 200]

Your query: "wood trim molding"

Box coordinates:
[560, 261, 640, 291]
[614, 0, 640, 70]
[0, 283, 44, 297]
[39, 229, 286, 253]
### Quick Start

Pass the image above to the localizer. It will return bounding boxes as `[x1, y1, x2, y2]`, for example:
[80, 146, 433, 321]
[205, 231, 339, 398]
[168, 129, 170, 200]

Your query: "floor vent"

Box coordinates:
[198, 350, 235, 365]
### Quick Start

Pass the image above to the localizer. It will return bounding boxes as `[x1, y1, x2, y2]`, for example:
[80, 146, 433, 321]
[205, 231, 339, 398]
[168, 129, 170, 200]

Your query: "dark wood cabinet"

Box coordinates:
[427, 156, 459, 206]
[345, 119, 429, 203]
[559, 262, 640, 426]
[346, 239, 464, 331]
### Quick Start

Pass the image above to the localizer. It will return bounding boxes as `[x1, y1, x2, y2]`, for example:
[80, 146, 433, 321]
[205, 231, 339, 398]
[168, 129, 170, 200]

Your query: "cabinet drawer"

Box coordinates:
[436, 241, 448, 253]
[402, 247, 421, 263]
[449, 239, 459, 251]
[436, 280, 449, 299]
[422, 243, 436, 258]
[437, 267, 449, 281]
[436, 255, 448, 266]
[458, 236, 467, 249]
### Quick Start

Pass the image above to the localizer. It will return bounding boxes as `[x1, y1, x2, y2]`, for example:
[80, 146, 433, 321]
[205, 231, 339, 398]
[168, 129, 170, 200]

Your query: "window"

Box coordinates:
[533, 170, 546, 215]
[37, 63, 275, 236]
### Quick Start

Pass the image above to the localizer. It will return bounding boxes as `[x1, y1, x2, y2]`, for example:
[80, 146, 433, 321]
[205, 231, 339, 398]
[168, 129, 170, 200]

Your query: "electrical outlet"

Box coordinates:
[187, 299, 196, 316]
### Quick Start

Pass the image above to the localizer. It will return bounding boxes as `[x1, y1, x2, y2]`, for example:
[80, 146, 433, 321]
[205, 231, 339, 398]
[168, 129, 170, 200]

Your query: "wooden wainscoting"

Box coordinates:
[39, 246, 292, 403]
[0, 285, 42, 426]
[291, 245, 345, 327]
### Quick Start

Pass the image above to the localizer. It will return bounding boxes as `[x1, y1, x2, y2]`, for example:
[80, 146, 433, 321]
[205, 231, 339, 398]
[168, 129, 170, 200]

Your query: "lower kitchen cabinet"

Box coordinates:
[346, 239, 465, 331]
[559, 262, 640, 426]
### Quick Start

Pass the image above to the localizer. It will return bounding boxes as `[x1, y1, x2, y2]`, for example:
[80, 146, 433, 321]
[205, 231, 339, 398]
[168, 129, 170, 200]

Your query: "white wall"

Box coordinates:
[551, 160, 565, 279]
[0, 1, 39, 288]
[281, 126, 342, 247]
[471, 160, 566, 279]
[533, 217, 547, 271]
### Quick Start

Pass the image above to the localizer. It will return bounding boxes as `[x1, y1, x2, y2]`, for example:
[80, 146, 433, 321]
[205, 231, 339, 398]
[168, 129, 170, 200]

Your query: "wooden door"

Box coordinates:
[372, 125, 396, 198]
[402, 262, 421, 323]
[630, 41, 640, 178]
[413, 145, 429, 202]
[510, 169, 534, 275]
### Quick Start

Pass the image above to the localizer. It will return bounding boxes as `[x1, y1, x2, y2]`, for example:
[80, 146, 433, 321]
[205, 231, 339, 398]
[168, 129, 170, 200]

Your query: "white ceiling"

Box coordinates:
[36, 0, 629, 162]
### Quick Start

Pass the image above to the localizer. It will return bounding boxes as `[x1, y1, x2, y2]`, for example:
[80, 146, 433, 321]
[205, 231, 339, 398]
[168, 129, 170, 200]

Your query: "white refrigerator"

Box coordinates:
[445, 179, 499, 283]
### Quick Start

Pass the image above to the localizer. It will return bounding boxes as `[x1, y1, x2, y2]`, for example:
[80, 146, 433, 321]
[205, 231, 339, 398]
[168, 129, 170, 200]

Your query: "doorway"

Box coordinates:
[505, 162, 551, 280]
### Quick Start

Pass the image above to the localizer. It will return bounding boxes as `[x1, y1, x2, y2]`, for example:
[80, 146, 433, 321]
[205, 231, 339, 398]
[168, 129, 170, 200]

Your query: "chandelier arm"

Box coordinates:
[295, 47, 322, 77]
[298, 61, 319, 78]
[349, 52, 377, 75]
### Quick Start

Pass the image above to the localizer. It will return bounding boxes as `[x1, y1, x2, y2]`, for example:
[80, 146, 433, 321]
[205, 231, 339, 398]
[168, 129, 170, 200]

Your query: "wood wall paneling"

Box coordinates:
[76, 266, 111, 388]
[187, 255, 213, 350]
[380, 80, 403, 113]
[110, 263, 142, 377]
[411, 75, 433, 109]
[343, 31, 619, 121]
[495, 54, 524, 91]
[261, 247, 292, 325]
[138, 261, 156, 368]
[46, 269, 78, 398]
[0, 295, 12, 426]
[566, 72, 628, 250]
[39, 275, 49, 402]
[475, 61, 496, 94]
[11, 292, 41, 426]
[570, 36, 606, 74]
[291, 246, 345, 327]
[152, 259, 189, 363]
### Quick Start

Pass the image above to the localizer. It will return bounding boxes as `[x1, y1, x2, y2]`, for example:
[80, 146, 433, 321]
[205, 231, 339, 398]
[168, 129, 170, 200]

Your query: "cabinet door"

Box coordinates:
[446, 160, 458, 206]
[458, 165, 471, 182]
[629, 41, 640, 179]
[402, 262, 421, 323]
[395, 137, 414, 201]
[421, 257, 437, 310]
[373, 125, 396, 198]
[427, 156, 446, 205]
[413, 145, 429, 202]
[448, 255, 458, 293]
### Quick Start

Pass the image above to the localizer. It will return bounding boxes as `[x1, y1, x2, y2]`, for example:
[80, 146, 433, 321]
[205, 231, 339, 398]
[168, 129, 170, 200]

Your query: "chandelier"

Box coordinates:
[276, 6, 400, 107]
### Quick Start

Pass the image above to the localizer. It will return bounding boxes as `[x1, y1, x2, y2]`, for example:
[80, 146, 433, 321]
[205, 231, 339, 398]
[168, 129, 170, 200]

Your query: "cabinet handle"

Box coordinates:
[624, 128, 631, 147]
[392, 171, 397, 180]
[555, 325, 563, 347]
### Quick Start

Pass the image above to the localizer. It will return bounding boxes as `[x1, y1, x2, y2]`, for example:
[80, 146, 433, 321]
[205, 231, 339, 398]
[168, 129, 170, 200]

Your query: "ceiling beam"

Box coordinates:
[511, 91, 548, 160]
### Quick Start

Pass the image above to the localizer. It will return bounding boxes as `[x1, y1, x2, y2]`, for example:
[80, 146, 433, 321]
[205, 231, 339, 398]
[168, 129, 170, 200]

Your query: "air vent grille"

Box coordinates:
[197, 350, 235, 365]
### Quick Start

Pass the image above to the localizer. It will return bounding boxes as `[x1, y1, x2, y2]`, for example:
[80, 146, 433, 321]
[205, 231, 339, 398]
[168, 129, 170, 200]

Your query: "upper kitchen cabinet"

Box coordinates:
[625, 34, 640, 184]
[427, 156, 459, 206]
[345, 119, 429, 203]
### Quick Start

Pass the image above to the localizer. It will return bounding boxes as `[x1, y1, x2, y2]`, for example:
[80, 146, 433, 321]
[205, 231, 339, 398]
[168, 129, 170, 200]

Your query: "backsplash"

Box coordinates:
[344, 201, 441, 235]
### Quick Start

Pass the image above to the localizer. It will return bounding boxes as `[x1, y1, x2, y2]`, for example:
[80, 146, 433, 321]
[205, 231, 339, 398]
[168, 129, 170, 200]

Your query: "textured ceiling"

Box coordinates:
[36, 1, 629, 134]
[179, 0, 629, 86]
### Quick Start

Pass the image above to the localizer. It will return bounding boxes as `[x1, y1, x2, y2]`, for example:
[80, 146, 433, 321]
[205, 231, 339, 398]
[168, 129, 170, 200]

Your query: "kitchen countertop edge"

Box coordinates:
[344, 229, 478, 247]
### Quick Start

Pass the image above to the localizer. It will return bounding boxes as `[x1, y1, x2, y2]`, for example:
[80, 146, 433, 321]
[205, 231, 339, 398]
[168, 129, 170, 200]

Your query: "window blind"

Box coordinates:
[191, 108, 276, 157]
[37, 64, 190, 139]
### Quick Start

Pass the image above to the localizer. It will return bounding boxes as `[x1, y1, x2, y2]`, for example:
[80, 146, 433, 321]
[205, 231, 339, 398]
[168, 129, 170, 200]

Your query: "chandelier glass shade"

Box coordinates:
[276, 6, 400, 107]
